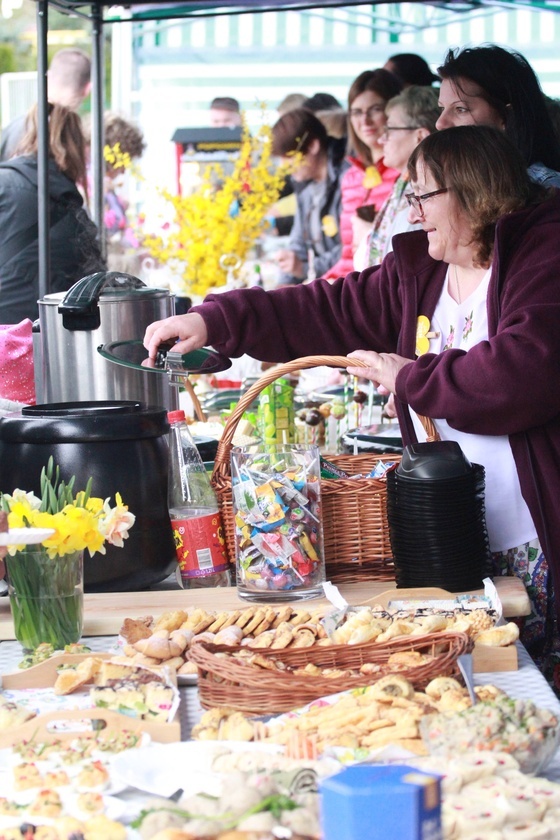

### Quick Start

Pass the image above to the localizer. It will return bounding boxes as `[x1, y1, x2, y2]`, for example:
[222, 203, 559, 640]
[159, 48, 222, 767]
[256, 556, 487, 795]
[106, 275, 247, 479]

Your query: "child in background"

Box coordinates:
[101, 113, 146, 273]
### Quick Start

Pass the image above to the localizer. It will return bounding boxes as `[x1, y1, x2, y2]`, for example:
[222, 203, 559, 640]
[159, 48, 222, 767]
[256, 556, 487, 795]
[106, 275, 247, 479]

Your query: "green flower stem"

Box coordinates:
[6, 548, 84, 652]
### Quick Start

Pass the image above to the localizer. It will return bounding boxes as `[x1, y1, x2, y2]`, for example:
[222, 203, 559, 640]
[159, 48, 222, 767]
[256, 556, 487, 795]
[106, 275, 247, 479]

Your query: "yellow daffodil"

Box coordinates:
[1, 460, 134, 559]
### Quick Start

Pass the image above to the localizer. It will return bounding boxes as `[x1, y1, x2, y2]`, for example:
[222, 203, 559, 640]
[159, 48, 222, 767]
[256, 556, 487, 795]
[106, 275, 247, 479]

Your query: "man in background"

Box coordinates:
[208, 96, 242, 128]
[0, 48, 91, 161]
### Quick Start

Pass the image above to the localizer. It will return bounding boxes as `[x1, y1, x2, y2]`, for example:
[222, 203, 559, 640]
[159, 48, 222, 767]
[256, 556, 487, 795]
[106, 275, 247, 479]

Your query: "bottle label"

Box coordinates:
[171, 512, 228, 578]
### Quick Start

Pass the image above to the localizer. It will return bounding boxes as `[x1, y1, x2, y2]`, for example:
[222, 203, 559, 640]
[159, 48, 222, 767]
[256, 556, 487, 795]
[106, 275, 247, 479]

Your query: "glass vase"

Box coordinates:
[5, 546, 84, 651]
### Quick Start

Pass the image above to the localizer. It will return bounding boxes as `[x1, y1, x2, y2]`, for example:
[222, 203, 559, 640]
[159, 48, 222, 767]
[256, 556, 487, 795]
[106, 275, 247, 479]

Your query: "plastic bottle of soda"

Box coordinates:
[167, 410, 230, 588]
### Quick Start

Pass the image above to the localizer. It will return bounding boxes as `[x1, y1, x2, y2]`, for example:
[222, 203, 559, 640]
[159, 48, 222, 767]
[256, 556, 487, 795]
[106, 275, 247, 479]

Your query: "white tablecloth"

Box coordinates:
[1, 637, 560, 779]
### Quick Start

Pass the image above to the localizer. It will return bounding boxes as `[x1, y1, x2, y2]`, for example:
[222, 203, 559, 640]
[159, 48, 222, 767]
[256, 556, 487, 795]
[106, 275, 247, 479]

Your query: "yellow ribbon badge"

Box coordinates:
[416, 315, 440, 356]
[363, 165, 382, 189]
[321, 215, 338, 237]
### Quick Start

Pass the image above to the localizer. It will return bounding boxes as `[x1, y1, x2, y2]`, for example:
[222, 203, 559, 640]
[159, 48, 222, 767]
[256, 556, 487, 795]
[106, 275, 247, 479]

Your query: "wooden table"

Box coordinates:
[0, 576, 530, 640]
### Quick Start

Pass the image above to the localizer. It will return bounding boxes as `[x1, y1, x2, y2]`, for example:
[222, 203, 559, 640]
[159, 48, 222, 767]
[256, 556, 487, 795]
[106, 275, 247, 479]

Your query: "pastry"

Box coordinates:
[143, 683, 175, 722]
[51, 816, 86, 838]
[270, 622, 295, 649]
[81, 814, 127, 840]
[214, 625, 244, 646]
[153, 610, 189, 632]
[475, 622, 520, 647]
[386, 650, 430, 668]
[77, 761, 110, 790]
[0, 695, 37, 729]
[77, 791, 105, 815]
[13, 761, 43, 790]
[425, 676, 463, 700]
[369, 675, 416, 701]
[0, 797, 21, 816]
[34, 828, 60, 840]
[43, 769, 70, 787]
[94, 658, 164, 686]
[28, 788, 63, 818]
[119, 615, 153, 644]
[54, 656, 103, 695]
[375, 620, 416, 643]
[133, 629, 186, 660]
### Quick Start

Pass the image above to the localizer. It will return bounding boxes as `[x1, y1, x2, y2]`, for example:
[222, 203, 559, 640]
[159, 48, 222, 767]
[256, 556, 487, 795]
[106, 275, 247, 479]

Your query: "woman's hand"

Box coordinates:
[346, 350, 413, 394]
[275, 249, 305, 279]
[143, 313, 208, 360]
[351, 214, 373, 255]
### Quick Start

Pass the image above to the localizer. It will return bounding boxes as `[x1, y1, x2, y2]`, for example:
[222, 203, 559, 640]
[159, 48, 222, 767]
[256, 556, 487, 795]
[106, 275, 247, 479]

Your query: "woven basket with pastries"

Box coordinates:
[187, 630, 472, 715]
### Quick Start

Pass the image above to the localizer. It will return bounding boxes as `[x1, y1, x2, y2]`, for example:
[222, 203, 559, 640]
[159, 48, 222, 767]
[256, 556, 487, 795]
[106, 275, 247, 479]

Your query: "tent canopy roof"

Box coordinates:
[42, 0, 525, 22]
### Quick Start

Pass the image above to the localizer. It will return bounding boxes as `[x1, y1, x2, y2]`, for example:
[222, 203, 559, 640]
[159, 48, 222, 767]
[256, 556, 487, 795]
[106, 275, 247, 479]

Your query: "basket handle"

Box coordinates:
[211, 355, 438, 486]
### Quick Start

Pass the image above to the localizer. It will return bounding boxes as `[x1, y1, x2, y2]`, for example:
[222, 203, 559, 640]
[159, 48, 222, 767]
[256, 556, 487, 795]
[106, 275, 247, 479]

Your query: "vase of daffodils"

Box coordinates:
[1, 459, 135, 651]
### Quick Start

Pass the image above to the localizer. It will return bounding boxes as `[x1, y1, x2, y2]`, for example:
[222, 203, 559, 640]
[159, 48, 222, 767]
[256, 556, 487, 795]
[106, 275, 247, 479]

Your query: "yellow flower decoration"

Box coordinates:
[416, 315, 440, 357]
[363, 165, 382, 189]
[1, 459, 135, 559]
[143, 108, 297, 297]
[322, 215, 339, 237]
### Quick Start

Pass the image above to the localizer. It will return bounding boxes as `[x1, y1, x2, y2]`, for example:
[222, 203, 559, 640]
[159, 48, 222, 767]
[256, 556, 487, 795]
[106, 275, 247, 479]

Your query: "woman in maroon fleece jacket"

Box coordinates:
[146, 126, 560, 687]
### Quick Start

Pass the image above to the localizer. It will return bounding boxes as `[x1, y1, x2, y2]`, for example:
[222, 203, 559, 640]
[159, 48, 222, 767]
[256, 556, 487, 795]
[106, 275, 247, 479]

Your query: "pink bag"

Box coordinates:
[0, 319, 36, 405]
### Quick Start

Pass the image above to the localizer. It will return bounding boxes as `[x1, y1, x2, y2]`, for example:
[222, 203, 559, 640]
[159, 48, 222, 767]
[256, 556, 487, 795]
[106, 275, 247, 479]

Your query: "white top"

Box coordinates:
[353, 208, 419, 271]
[410, 267, 536, 553]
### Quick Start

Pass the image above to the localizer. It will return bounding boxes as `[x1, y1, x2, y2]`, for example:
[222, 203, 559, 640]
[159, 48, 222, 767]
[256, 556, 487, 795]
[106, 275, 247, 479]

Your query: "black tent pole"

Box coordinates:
[37, 0, 50, 299]
[90, 1, 106, 258]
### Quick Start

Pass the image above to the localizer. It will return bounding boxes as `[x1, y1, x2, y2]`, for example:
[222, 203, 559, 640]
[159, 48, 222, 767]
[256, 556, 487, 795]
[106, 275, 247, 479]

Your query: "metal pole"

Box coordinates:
[90, 1, 106, 258]
[36, 0, 50, 299]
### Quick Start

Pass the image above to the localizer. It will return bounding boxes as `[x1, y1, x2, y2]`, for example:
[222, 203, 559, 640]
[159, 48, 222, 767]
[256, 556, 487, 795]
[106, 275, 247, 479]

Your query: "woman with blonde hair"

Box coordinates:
[0, 102, 105, 324]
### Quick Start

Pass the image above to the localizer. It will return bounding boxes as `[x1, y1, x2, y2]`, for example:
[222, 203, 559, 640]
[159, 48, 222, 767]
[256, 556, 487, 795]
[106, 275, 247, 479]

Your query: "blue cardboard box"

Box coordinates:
[320, 764, 443, 840]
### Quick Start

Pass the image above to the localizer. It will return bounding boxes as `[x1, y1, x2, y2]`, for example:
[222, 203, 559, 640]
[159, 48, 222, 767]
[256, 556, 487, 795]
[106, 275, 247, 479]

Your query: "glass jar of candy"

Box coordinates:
[231, 443, 326, 602]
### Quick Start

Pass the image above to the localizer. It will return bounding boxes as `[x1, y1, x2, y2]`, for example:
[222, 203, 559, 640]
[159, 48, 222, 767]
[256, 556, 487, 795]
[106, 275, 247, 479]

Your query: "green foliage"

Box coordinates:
[0, 42, 16, 74]
[40, 457, 92, 515]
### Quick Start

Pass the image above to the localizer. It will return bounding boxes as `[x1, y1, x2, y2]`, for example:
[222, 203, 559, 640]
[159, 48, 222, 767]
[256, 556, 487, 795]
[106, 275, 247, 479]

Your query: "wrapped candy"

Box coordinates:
[231, 444, 326, 601]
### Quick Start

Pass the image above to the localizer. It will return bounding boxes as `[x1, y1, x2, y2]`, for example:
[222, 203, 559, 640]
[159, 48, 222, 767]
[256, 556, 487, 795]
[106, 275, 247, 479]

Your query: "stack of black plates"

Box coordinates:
[386, 440, 491, 592]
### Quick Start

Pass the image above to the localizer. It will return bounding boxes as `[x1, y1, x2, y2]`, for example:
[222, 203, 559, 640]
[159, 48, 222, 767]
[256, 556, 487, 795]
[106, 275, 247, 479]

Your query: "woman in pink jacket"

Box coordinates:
[324, 68, 402, 279]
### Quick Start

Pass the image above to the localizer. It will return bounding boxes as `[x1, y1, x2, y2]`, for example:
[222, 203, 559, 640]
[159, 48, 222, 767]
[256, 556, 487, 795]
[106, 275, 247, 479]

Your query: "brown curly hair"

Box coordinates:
[407, 125, 549, 266]
[104, 113, 146, 164]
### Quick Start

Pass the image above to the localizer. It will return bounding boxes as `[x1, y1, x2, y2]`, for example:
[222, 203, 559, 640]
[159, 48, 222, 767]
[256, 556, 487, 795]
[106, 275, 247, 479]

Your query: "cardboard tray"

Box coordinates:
[0, 652, 181, 748]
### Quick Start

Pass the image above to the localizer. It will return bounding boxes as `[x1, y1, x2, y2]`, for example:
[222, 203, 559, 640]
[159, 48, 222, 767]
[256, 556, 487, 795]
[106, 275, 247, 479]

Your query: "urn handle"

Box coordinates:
[58, 271, 147, 331]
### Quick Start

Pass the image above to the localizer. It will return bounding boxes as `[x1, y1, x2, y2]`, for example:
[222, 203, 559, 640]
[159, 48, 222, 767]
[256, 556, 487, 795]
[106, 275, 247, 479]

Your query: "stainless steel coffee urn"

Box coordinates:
[35, 272, 178, 410]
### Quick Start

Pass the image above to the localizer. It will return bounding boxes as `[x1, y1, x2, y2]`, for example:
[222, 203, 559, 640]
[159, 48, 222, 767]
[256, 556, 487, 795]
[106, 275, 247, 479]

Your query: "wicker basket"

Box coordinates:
[211, 355, 436, 583]
[188, 630, 472, 715]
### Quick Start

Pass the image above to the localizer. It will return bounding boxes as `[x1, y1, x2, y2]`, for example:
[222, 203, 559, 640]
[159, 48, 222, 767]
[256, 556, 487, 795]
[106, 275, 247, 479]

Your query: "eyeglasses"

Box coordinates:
[405, 188, 448, 215]
[349, 104, 386, 120]
[382, 126, 419, 138]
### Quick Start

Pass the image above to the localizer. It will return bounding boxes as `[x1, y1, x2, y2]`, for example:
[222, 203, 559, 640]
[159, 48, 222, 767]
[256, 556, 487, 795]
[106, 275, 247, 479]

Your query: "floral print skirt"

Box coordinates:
[492, 539, 560, 695]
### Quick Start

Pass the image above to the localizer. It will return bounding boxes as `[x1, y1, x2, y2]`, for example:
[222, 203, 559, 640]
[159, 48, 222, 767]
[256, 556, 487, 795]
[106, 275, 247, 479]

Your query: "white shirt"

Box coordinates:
[411, 267, 536, 552]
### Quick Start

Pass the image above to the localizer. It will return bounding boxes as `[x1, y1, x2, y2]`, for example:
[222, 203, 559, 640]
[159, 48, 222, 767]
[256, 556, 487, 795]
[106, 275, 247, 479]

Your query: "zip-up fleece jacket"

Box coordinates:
[324, 156, 399, 279]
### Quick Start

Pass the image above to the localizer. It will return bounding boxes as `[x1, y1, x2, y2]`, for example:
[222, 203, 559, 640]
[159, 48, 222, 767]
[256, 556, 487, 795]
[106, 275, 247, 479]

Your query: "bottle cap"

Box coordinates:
[167, 409, 186, 423]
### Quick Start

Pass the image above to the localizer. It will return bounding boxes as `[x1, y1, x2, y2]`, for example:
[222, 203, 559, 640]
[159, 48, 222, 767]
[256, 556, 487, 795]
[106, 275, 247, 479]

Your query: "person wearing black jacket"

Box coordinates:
[271, 108, 347, 285]
[0, 103, 106, 324]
